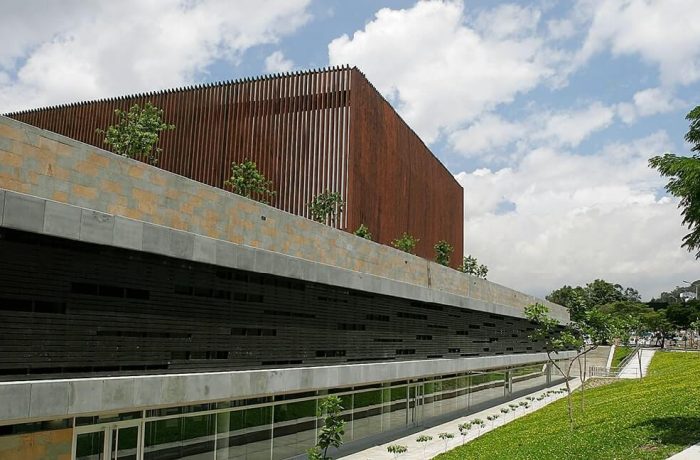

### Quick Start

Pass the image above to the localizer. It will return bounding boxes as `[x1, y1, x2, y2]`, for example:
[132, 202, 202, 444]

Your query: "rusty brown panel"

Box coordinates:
[347, 68, 463, 267]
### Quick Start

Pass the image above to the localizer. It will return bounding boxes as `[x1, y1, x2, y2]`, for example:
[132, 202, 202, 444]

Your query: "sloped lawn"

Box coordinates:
[437, 352, 700, 460]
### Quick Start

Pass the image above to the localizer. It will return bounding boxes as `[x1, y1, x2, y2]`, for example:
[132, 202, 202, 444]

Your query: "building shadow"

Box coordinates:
[633, 416, 700, 447]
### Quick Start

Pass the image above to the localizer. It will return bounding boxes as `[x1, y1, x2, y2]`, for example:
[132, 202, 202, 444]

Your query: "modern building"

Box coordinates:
[5, 67, 463, 266]
[0, 71, 572, 460]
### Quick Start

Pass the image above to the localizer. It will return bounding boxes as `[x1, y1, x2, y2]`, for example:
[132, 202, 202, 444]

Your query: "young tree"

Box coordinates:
[391, 233, 419, 254]
[457, 422, 472, 445]
[353, 224, 372, 240]
[437, 432, 454, 452]
[649, 105, 700, 258]
[224, 159, 276, 203]
[387, 444, 407, 459]
[434, 240, 454, 266]
[458, 255, 488, 279]
[525, 302, 614, 429]
[97, 102, 175, 165]
[308, 191, 344, 224]
[312, 395, 345, 460]
[415, 434, 432, 458]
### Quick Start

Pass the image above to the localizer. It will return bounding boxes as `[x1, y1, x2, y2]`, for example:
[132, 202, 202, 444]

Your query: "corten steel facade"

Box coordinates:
[6, 67, 464, 267]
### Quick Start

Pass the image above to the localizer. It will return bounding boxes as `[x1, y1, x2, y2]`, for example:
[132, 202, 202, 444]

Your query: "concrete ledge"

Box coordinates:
[0, 189, 568, 323]
[0, 351, 577, 424]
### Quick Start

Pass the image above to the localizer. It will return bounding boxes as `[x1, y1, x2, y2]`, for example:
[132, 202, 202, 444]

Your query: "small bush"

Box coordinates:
[354, 224, 372, 240]
[434, 240, 454, 266]
[392, 232, 419, 254]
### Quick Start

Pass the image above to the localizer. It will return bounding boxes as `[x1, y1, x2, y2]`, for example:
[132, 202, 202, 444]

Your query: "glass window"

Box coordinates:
[76, 431, 105, 460]
[217, 406, 272, 460]
[352, 390, 382, 441]
[469, 372, 505, 409]
[144, 413, 215, 460]
[272, 399, 317, 460]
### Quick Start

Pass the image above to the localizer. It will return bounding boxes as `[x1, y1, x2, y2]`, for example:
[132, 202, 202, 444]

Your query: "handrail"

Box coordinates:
[617, 344, 642, 372]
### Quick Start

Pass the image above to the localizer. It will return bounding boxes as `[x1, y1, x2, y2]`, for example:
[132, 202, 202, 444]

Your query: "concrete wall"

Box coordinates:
[0, 115, 566, 321]
[0, 351, 576, 424]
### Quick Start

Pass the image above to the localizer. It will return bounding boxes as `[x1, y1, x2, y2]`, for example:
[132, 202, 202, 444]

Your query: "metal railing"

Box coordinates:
[589, 345, 642, 378]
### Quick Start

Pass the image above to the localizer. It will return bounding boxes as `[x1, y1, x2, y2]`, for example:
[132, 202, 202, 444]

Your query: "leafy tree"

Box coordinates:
[308, 191, 344, 224]
[312, 395, 345, 460]
[690, 318, 700, 350]
[391, 232, 419, 254]
[434, 240, 454, 266]
[525, 303, 614, 429]
[353, 224, 372, 240]
[458, 255, 488, 279]
[97, 102, 174, 165]
[224, 159, 275, 203]
[665, 300, 700, 329]
[649, 105, 700, 258]
[584, 279, 625, 306]
[546, 285, 585, 310]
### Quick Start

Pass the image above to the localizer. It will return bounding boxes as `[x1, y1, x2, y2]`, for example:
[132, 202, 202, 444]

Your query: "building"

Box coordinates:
[5, 67, 463, 267]
[0, 74, 571, 460]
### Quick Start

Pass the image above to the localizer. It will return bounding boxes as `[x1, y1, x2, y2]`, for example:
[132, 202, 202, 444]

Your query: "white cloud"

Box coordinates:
[547, 18, 576, 40]
[264, 50, 294, 73]
[455, 131, 697, 300]
[0, 0, 312, 112]
[328, 0, 555, 143]
[449, 102, 615, 159]
[617, 87, 685, 124]
[574, 0, 700, 86]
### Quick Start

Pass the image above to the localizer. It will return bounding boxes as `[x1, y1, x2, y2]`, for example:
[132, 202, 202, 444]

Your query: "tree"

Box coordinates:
[353, 224, 372, 240]
[224, 159, 275, 203]
[387, 445, 407, 459]
[416, 434, 432, 458]
[97, 102, 174, 165]
[434, 240, 454, 266]
[308, 191, 344, 224]
[459, 255, 488, 279]
[437, 432, 454, 452]
[546, 285, 585, 310]
[525, 303, 614, 429]
[391, 233, 419, 254]
[649, 105, 700, 258]
[457, 422, 471, 445]
[311, 395, 345, 460]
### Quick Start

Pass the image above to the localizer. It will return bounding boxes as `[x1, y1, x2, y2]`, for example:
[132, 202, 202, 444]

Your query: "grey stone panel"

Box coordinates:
[215, 239, 237, 267]
[113, 216, 143, 251]
[68, 379, 104, 414]
[3, 191, 45, 233]
[80, 209, 115, 245]
[29, 382, 69, 418]
[101, 378, 136, 412]
[169, 230, 194, 259]
[235, 244, 256, 271]
[142, 223, 172, 255]
[193, 236, 217, 264]
[43, 200, 82, 239]
[0, 382, 30, 420]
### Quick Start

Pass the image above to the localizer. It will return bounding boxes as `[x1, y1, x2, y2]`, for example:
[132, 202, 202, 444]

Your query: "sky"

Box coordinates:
[1, 0, 698, 300]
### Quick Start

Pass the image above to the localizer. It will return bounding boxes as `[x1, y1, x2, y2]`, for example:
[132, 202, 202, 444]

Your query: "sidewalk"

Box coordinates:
[618, 348, 656, 379]
[667, 442, 700, 459]
[341, 379, 582, 460]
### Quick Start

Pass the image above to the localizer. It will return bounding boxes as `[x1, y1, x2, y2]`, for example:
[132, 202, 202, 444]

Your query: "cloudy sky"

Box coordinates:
[1, 0, 698, 300]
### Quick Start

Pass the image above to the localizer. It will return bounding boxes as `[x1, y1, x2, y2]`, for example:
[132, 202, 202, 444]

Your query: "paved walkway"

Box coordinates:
[618, 348, 656, 379]
[341, 379, 582, 460]
[667, 442, 700, 459]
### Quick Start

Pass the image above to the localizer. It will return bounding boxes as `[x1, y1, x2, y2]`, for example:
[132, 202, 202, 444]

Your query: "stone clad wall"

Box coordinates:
[0, 115, 564, 319]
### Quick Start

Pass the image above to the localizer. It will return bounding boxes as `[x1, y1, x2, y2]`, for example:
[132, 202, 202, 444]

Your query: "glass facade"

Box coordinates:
[0, 363, 564, 460]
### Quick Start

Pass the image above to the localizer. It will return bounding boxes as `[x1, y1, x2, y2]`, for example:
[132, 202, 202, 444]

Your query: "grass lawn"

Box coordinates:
[436, 352, 700, 460]
[611, 345, 634, 368]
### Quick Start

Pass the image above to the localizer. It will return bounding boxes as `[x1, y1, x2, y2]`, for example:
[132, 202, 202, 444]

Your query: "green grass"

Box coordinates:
[611, 345, 633, 368]
[436, 352, 700, 460]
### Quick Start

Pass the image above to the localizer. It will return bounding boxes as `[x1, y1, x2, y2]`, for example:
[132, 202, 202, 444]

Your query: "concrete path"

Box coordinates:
[667, 442, 700, 459]
[618, 348, 656, 379]
[341, 379, 582, 460]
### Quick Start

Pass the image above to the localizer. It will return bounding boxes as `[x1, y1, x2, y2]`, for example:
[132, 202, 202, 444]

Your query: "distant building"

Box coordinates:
[0, 69, 571, 460]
